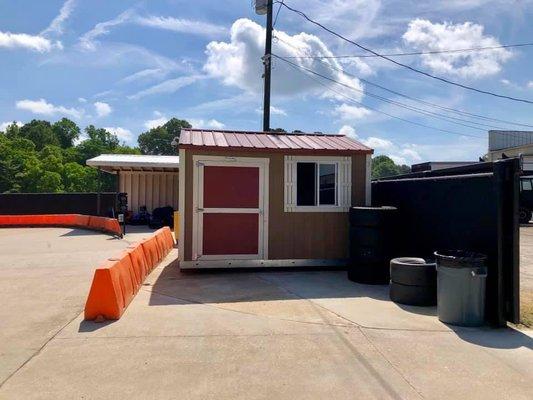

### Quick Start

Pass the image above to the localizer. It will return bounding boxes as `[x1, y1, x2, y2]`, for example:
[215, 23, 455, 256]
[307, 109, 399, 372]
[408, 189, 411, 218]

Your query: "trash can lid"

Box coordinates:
[434, 250, 487, 268]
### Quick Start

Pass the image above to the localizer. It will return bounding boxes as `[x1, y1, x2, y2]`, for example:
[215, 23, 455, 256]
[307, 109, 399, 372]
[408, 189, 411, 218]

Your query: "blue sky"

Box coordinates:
[1, 0, 532, 164]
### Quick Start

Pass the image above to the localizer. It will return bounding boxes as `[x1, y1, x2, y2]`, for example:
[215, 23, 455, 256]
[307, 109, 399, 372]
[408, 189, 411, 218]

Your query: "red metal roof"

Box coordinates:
[179, 129, 372, 154]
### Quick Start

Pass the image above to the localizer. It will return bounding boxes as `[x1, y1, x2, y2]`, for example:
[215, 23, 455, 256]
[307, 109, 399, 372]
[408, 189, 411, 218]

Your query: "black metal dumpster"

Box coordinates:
[435, 250, 488, 326]
[348, 206, 397, 284]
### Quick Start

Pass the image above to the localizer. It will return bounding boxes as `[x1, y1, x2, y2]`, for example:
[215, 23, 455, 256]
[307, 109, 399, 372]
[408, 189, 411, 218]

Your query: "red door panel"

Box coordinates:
[203, 166, 259, 208]
[202, 213, 259, 255]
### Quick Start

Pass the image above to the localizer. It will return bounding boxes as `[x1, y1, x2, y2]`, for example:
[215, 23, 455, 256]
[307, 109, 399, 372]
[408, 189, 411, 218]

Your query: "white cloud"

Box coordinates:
[128, 75, 204, 100]
[79, 9, 135, 50]
[16, 98, 83, 119]
[203, 19, 364, 99]
[80, 10, 226, 50]
[359, 136, 424, 165]
[143, 117, 169, 130]
[402, 19, 513, 78]
[500, 79, 510, 85]
[188, 119, 225, 129]
[334, 103, 371, 121]
[104, 126, 133, 143]
[527, 81, 533, 89]
[0, 31, 60, 53]
[0, 121, 23, 131]
[255, 106, 287, 116]
[41, 0, 77, 36]
[362, 136, 394, 151]
[135, 16, 227, 38]
[338, 125, 358, 138]
[78, 97, 87, 103]
[94, 101, 112, 117]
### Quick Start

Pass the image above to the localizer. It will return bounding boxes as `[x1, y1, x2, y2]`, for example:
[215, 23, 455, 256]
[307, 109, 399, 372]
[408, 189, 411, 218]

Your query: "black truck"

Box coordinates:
[520, 176, 533, 223]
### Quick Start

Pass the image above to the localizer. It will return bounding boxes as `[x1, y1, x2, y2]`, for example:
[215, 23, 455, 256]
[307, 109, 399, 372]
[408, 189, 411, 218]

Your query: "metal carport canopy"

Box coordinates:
[86, 154, 180, 172]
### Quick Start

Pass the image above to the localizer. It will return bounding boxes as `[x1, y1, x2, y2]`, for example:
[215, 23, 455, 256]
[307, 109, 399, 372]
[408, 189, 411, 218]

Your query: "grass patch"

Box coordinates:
[520, 290, 533, 328]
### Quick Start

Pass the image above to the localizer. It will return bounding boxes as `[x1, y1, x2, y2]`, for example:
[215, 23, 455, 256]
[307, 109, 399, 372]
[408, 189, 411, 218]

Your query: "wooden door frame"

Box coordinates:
[192, 155, 269, 261]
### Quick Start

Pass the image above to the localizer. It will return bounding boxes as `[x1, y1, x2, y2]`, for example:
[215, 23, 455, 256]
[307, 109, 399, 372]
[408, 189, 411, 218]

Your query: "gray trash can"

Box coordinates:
[434, 250, 487, 326]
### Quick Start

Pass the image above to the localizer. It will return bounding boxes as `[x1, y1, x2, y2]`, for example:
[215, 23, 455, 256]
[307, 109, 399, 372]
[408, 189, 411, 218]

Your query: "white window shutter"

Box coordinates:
[339, 157, 352, 209]
[284, 156, 296, 212]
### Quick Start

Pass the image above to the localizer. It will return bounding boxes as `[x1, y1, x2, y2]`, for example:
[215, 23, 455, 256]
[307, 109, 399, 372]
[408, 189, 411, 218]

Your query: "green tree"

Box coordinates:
[62, 162, 99, 192]
[52, 118, 80, 148]
[372, 155, 411, 179]
[1, 122, 21, 139]
[138, 117, 191, 155]
[19, 120, 59, 150]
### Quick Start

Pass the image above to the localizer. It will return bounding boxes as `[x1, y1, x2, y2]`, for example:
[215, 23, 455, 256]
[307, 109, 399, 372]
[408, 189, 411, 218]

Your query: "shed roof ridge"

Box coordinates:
[181, 127, 345, 137]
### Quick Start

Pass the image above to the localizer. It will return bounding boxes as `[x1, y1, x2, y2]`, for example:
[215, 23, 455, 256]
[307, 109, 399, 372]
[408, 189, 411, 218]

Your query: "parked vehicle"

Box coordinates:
[520, 176, 533, 224]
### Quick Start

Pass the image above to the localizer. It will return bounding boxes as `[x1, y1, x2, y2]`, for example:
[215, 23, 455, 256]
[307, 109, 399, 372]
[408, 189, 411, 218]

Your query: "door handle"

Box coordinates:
[197, 208, 204, 212]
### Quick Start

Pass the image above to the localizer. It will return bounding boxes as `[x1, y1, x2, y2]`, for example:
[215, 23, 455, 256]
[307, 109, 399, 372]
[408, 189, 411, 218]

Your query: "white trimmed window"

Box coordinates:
[284, 155, 352, 212]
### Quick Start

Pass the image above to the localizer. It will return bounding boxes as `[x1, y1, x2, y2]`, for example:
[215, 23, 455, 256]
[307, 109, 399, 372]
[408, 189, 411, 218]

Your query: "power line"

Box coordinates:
[272, 54, 484, 139]
[277, 1, 533, 105]
[273, 0, 284, 28]
[273, 34, 533, 129]
[274, 53, 498, 131]
[280, 43, 533, 59]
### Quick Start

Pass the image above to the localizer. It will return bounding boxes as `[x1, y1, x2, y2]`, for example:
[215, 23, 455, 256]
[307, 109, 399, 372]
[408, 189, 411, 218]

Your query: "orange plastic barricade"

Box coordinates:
[84, 229, 178, 321]
[75, 214, 90, 228]
[156, 227, 175, 253]
[140, 237, 159, 271]
[103, 218, 122, 236]
[155, 233, 168, 258]
[88, 216, 105, 231]
[127, 244, 150, 283]
[84, 261, 125, 320]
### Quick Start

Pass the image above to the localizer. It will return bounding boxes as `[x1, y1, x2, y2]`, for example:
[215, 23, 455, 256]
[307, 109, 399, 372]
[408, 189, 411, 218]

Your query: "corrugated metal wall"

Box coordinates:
[489, 130, 533, 151]
[119, 171, 179, 212]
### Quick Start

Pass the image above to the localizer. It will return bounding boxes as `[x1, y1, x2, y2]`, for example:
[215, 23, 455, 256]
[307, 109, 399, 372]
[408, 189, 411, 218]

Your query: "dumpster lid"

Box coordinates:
[434, 250, 487, 268]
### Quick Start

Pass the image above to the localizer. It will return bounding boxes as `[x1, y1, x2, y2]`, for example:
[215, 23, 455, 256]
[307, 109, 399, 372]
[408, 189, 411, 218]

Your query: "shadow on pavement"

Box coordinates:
[453, 326, 533, 349]
[78, 319, 117, 332]
[148, 263, 391, 306]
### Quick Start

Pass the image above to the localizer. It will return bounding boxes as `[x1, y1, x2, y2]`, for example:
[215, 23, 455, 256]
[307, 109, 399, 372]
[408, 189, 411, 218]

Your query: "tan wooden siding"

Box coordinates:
[183, 150, 368, 261]
[119, 171, 179, 213]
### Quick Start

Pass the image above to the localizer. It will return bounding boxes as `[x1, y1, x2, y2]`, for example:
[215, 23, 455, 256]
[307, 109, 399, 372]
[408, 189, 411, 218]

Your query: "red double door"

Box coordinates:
[194, 158, 267, 261]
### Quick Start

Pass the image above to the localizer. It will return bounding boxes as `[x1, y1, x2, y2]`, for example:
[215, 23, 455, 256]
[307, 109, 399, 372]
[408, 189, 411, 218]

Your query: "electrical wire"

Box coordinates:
[277, 1, 533, 105]
[273, 0, 284, 28]
[273, 34, 533, 129]
[272, 53, 484, 139]
[280, 43, 533, 59]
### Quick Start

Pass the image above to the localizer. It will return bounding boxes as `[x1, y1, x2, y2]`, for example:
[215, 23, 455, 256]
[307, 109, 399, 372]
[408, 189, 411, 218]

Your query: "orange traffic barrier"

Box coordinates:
[156, 227, 175, 253]
[141, 237, 159, 271]
[155, 233, 168, 258]
[0, 214, 122, 237]
[84, 261, 124, 320]
[127, 243, 150, 283]
[84, 229, 176, 321]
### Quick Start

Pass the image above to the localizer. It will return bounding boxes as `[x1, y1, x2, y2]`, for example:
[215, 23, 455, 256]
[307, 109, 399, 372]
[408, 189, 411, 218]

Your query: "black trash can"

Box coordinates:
[434, 250, 487, 326]
[348, 206, 397, 284]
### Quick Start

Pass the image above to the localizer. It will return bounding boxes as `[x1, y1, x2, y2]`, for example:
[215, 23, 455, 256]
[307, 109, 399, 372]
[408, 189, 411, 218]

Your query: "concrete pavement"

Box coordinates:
[0, 227, 532, 399]
[0, 226, 154, 386]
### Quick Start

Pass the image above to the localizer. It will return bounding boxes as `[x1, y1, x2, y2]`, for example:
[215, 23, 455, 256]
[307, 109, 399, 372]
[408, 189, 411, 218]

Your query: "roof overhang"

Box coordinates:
[86, 154, 180, 173]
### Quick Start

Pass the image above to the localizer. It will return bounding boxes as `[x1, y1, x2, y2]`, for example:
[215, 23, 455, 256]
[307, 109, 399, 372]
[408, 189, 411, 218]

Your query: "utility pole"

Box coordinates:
[262, 0, 273, 132]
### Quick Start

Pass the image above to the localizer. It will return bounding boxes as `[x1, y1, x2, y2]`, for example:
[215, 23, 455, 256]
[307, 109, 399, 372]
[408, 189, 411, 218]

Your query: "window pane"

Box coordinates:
[319, 163, 336, 205]
[523, 179, 533, 191]
[297, 162, 316, 206]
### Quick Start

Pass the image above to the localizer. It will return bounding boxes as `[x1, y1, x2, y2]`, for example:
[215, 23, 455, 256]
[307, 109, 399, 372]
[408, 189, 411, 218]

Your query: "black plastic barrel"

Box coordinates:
[434, 250, 487, 326]
[348, 206, 398, 284]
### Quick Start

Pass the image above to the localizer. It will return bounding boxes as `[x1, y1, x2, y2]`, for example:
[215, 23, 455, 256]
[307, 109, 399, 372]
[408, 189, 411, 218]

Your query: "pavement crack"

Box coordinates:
[0, 309, 84, 389]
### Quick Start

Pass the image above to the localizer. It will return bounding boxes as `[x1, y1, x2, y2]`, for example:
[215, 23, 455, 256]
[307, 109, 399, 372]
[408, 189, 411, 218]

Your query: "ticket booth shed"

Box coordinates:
[178, 128, 373, 269]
